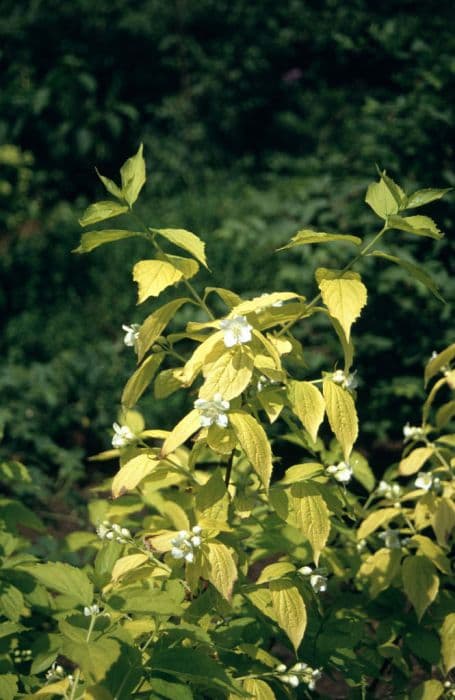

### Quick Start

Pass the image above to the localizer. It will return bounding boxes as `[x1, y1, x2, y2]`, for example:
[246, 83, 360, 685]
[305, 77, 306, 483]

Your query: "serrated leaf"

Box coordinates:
[256, 562, 296, 584]
[133, 260, 184, 303]
[229, 411, 273, 490]
[199, 345, 253, 401]
[195, 470, 229, 528]
[20, 562, 93, 606]
[288, 380, 325, 442]
[365, 178, 400, 218]
[243, 679, 276, 699]
[440, 613, 455, 671]
[61, 636, 121, 684]
[316, 268, 367, 342]
[138, 298, 190, 361]
[350, 451, 375, 492]
[370, 251, 444, 302]
[357, 508, 400, 540]
[120, 143, 146, 207]
[269, 580, 307, 652]
[73, 229, 140, 253]
[160, 409, 201, 457]
[180, 331, 225, 385]
[402, 555, 439, 621]
[425, 343, 455, 386]
[155, 228, 208, 268]
[399, 447, 434, 476]
[323, 378, 358, 460]
[279, 229, 361, 250]
[358, 548, 401, 598]
[203, 542, 237, 600]
[0, 582, 23, 621]
[30, 678, 70, 697]
[257, 387, 285, 424]
[121, 352, 164, 408]
[406, 187, 452, 208]
[387, 214, 443, 240]
[167, 254, 199, 281]
[112, 453, 160, 498]
[111, 553, 149, 582]
[79, 201, 129, 227]
[270, 482, 330, 564]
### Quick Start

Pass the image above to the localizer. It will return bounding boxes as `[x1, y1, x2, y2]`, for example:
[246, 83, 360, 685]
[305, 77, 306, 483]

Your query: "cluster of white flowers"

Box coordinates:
[414, 471, 441, 492]
[96, 520, 131, 544]
[276, 662, 322, 690]
[112, 422, 136, 449]
[356, 538, 367, 553]
[45, 662, 66, 681]
[170, 526, 202, 563]
[122, 323, 140, 348]
[194, 394, 230, 428]
[298, 565, 328, 593]
[377, 480, 402, 501]
[326, 461, 352, 484]
[220, 315, 253, 348]
[378, 527, 403, 549]
[331, 369, 358, 391]
[83, 603, 100, 617]
[444, 680, 455, 698]
[402, 423, 424, 441]
[13, 648, 32, 663]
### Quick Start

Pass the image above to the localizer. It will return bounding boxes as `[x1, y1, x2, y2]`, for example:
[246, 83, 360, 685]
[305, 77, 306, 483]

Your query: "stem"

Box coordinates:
[225, 451, 234, 488]
[67, 613, 97, 699]
[277, 224, 387, 338]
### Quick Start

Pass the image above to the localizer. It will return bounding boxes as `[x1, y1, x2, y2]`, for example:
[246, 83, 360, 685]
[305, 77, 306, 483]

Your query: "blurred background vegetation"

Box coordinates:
[0, 0, 453, 513]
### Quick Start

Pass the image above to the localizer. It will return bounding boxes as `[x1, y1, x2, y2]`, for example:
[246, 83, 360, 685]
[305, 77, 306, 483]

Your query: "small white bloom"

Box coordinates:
[276, 664, 287, 673]
[120, 527, 131, 538]
[194, 394, 230, 428]
[122, 323, 140, 348]
[332, 369, 358, 390]
[356, 539, 367, 552]
[415, 472, 433, 491]
[112, 422, 135, 449]
[379, 527, 401, 549]
[298, 565, 313, 576]
[83, 606, 91, 616]
[220, 315, 253, 347]
[184, 551, 194, 563]
[403, 423, 423, 440]
[310, 573, 327, 593]
[105, 531, 114, 540]
[192, 525, 202, 535]
[96, 523, 110, 540]
[83, 604, 100, 617]
[171, 546, 184, 559]
[191, 535, 201, 547]
[327, 461, 352, 484]
[290, 662, 307, 673]
[286, 675, 300, 688]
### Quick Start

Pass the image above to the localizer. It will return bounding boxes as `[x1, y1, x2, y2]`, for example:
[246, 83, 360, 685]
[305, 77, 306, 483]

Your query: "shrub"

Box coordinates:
[0, 148, 453, 699]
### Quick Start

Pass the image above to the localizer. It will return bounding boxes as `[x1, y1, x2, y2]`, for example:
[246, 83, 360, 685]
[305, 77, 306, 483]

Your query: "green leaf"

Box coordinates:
[399, 447, 434, 476]
[410, 680, 444, 700]
[243, 679, 276, 699]
[154, 228, 208, 268]
[195, 470, 229, 529]
[167, 254, 199, 281]
[79, 201, 129, 227]
[279, 229, 361, 250]
[154, 368, 184, 399]
[138, 298, 190, 361]
[0, 460, 31, 483]
[440, 613, 455, 671]
[410, 535, 451, 574]
[0, 581, 23, 621]
[270, 482, 330, 564]
[109, 587, 183, 616]
[323, 378, 358, 460]
[20, 562, 93, 606]
[387, 214, 443, 240]
[199, 345, 253, 401]
[357, 508, 400, 540]
[95, 168, 124, 200]
[358, 548, 401, 598]
[406, 187, 452, 209]
[0, 674, 18, 700]
[133, 259, 185, 303]
[61, 636, 121, 684]
[229, 410, 273, 490]
[203, 542, 238, 600]
[121, 352, 164, 408]
[269, 580, 307, 652]
[111, 553, 149, 582]
[425, 343, 455, 386]
[316, 268, 367, 342]
[402, 555, 439, 621]
[73, 229, 140, 253]
[365, 177, 401, 218]
[288, 380, 325, 443]
[350, 451, 375, 492]
[370, 251, 444, 302]
[120, 143, 146, 207]
[149, 678, 194, 700]
[256, 562, 296, 584]
[112, 452, 160, 498]
[432, 497, 455, 546]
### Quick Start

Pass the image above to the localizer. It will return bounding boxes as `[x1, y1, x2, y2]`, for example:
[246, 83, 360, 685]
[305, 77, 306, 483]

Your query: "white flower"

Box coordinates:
[83, 604, 100, 617]
[171, 547, 185, 559]
[327, 461, 352, 484]
[170, 527, 203, 562]
[332, 369, 358, 390]
[122, 323, 140, 348]
[276, 664, 287, 673]
[285, 675, 300, 688]
[96, 522, 110, 540]
[403, 423, 423, 440]
[379, 527, 401, 549]
[414, 472, 433, 491]
[194, 394, 230, 428]
[377, 481, 401, 500]
[290, 662, 308, 673]
[310, 574, 327, 593]
[220, 315, 253, 347]
[191, 535, 201, 547]
[192, 525, 202, 535]
[112, 422, 135, 448]
[298, 565, 313, 576]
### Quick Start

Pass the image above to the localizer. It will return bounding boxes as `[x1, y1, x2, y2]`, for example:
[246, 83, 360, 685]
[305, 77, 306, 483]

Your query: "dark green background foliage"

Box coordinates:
[0, 0, 454, 503]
